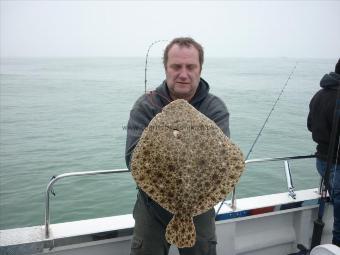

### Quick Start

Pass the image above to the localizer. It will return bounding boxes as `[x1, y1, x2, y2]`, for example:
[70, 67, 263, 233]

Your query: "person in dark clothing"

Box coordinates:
[125, 37, 230, 255]
[307, 58, 340, 247]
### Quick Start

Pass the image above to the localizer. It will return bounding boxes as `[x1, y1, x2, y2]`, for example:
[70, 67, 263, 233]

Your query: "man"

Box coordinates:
[125, 37, 230, 255]
[307, 58, 340, 247]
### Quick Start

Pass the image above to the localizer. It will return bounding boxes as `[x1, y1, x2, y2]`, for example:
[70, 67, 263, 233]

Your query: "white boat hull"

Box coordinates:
[0, 188, 334, 255]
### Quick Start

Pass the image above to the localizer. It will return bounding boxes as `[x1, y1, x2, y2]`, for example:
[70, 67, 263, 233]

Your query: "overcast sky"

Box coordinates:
[1, 1, 339, 58]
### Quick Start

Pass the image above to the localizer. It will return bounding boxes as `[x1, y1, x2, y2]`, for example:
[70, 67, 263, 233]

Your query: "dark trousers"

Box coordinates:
[316, 159, 340, 246]
[130, 191, 217, 255]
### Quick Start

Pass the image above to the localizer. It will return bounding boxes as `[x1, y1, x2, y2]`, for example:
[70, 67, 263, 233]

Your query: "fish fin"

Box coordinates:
[165, 214, 196, 248]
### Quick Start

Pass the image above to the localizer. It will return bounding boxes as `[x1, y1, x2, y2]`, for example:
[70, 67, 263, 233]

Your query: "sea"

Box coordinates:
[0, 57, 336, 230]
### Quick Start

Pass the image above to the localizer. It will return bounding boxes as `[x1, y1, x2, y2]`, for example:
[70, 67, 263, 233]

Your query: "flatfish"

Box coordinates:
[131, 99, 245, 248]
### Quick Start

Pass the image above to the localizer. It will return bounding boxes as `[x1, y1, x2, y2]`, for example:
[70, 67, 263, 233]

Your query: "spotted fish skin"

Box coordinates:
[131, 99, 245, 248]
[166, 214, 195, 248]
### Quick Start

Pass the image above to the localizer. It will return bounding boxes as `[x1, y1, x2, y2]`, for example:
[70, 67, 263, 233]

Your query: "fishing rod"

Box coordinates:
[216, 62, 298, 216]
[144, 40, 168, 93]
[245, 63, 297, 160]
[311, 87, 340, 250]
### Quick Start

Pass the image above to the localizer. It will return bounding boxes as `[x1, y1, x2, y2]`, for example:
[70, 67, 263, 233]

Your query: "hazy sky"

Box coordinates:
[1, 1, 339, 58]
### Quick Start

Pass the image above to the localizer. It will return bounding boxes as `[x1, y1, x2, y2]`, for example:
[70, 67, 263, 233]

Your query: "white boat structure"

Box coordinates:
[1, 154, 339, 255]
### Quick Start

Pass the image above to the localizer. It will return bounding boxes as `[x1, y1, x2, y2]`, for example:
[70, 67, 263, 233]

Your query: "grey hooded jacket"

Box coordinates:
[125, 78, 230, 169]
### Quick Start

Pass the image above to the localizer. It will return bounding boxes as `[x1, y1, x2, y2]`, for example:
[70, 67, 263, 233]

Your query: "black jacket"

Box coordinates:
[307, 72, 340, 162]
[125, 78, 230, 169]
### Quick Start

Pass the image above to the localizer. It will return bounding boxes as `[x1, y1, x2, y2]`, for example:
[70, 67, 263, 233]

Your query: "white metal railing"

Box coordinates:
[44, 169, 129, 238]
[44, 154, 316, 238]
[229, 154, 316, 208]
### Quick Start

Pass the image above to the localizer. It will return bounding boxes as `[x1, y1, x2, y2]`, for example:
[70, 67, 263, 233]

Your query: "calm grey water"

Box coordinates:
[0, 57, 335, 230]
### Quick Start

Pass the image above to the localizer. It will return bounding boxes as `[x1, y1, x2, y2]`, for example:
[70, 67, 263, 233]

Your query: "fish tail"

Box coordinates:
[165, 214, 196, 248]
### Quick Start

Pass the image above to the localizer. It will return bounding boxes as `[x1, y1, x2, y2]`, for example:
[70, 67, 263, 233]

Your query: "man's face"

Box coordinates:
[165, 44, 201, 101]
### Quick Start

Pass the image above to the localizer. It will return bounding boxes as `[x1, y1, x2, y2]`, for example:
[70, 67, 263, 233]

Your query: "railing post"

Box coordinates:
[284, 160, 296, 199]
[231, 187, 237, 209]
[45, 189, 50, 238]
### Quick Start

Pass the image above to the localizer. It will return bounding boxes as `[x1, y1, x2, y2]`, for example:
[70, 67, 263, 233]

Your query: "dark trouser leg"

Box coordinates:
[332, 164, 340, 246]
[316, 159, 340, 246]
[178, 208, 217, 255]
[130, 192, 171, 255]
[333, 188, 340, 246]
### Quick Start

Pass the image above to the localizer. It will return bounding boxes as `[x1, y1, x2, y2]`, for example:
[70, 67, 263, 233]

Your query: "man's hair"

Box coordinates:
[163, 37, 204, 70]
[335, 58, 340, 74]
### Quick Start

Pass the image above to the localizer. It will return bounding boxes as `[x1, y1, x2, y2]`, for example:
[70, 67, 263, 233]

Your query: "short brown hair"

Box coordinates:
[163, 37, 204, 70]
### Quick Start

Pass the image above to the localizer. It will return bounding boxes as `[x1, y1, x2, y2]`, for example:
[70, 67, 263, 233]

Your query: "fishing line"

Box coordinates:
[143, 40, 171, 109]
[245, 62, 298, 160]
[144, 40, 168, 93]
[216, 62, 298, 216]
